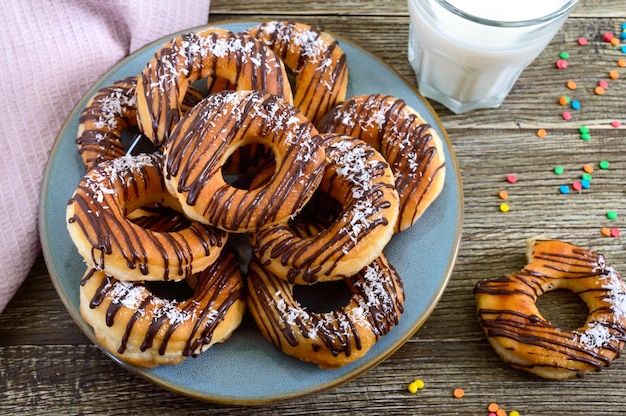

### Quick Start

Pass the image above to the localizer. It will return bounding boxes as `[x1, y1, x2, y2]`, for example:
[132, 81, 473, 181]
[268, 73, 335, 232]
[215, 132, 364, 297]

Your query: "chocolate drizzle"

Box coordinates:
[317, 94, 446, 231]
[75, 77, 204, 171]
[250, 135, 399, 284]
[164, 90, 326, 233]
[137, 28, 291, 147]
[80, 249, 245, 361]
[245, 20, 348, 123]
[75, 77, 138, 170]
[67, 153, 227, 281]
[474, 239, 626, 378]
[246, 254, 404, 368]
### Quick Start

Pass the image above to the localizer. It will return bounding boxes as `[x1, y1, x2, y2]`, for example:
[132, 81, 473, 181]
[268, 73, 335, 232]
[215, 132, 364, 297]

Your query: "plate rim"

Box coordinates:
[39, 18, 464, 405]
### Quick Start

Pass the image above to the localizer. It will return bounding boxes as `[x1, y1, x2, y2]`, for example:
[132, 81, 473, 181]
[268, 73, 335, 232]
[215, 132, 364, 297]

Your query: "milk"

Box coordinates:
[407, 0, 579, 113]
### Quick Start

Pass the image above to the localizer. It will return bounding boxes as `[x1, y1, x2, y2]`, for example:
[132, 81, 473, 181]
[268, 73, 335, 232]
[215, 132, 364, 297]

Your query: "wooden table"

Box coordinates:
[2, 0, 626, 414]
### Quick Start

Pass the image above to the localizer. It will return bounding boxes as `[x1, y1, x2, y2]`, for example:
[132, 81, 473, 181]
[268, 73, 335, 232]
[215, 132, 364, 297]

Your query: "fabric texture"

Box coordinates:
[0, 0, 212, 313]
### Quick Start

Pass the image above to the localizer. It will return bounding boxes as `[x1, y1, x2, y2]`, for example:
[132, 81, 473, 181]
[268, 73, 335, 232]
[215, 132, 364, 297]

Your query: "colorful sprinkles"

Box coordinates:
[552, 160, 621, 237]
[486, 402, 518, 416]
[403, 380, 524, 415]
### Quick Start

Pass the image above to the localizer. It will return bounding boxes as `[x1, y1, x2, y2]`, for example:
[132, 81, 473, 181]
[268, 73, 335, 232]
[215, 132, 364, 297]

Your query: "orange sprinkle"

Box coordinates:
[601, 227, 612, 237]
[536, 128, 547, 138]
[609, 69, 620, 80]
[453, 388, 465, 398]
[610, 37, 620, 47]
[496, 409, 507, 416]
[488, 403, 500, 413]
[583, 164, 594, 174]
[595, 86, 606, 95]
[558, 95, 569, 106]
[566, 80, 577, 90]
[499, 190, 509, 200]
[618, 58, 626, 68]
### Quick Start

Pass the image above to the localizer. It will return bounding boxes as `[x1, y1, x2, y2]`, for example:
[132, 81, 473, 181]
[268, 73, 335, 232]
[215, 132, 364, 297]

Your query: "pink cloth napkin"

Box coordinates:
[0, 0, 212, 313]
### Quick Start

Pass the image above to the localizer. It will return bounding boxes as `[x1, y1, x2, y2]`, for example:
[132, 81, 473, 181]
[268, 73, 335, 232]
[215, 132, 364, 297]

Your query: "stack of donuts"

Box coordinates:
[66, 21, 447, 369]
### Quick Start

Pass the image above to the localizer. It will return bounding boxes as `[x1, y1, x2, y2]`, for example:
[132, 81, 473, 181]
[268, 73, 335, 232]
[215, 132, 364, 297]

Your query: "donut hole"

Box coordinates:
[120, 127, 158, 155]
[144, 279, 195, 302]
[535, 289, 589, 331]
[294, 191, 343, 227]
[222, 143, 276, 190]
[292, 279, 352, 313]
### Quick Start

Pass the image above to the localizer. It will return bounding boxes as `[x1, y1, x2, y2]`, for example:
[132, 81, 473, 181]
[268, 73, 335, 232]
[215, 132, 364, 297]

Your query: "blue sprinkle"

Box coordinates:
[559, 185, 570, 194]
[580, 179, 591, 189]
[622, 45, 626, 54]
[571, 100, 581, 110]
[621, 32, 626, 40]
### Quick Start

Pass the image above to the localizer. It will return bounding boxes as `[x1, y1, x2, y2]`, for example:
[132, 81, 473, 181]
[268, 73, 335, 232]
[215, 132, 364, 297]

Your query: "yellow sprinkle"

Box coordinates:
[408, 379, 425, 393]
[500, 203, 510, 213]
[509, 411, 520, 416]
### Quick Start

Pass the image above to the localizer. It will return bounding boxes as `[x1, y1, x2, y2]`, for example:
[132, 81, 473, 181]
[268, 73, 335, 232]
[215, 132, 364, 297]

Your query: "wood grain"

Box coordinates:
[3, 1, 626, 414]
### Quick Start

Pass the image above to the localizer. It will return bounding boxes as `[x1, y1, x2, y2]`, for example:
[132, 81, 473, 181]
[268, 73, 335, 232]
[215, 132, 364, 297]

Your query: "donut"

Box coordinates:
[317, 94, 446, 232]
[474, 238, 626, 379]
[135, 27, 293, 147]
[250, 134, 399, 284]
[80, 248, 246, 367]
[76, 76, 203, 170]
[246, 253, 405, 369]
[163, 90, 326, 233]
[66, 153, 228, 281]
[245, 20, 348, 123]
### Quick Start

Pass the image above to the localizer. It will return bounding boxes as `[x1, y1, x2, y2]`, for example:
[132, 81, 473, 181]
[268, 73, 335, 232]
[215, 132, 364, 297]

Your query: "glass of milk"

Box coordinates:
[407, 0, 579, 113]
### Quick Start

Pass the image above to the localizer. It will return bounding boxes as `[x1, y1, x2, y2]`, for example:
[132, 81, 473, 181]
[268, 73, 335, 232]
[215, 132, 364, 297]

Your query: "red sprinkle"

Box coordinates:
[603, 31, 614, 42]
[506, 174, 518, 184]
[611, 120, 621, 128]
[611, 228, 621, 238]
[578, 37, 588, 46]
[556, 59, 569, 69]
[562, 111, 572, 121]
[572, 181, 583, 191]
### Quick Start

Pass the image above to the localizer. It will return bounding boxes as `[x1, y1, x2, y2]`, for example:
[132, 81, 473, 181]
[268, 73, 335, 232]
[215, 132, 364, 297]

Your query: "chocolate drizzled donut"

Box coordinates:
[317, 94, 446, 232]
[474, 238, 626, 379]
[245, 20, 348, 123]
[135, 27, 293, 147]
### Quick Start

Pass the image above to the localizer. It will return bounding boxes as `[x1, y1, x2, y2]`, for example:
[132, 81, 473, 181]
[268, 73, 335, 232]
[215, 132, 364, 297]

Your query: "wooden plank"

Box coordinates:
[209, 0, 626, 18]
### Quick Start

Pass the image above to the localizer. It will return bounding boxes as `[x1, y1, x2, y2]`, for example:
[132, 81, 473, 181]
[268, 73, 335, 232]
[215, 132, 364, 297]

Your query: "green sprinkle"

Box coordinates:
[560, 51, 570, 59]
[579, 126, 590, 134]
[599, 160, 610, 169]
[607, 211, 618, 220]
[580, 132, 591, 141]
[554, 166, 564, 175]
[581, 173, 592, 181]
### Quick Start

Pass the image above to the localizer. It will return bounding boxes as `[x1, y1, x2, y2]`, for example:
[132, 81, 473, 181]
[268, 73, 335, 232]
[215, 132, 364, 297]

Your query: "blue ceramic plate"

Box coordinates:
[40, 21, 463, 405]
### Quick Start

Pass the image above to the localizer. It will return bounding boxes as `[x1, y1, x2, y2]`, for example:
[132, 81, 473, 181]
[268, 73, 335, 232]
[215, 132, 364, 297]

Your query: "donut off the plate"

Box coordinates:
[474, 238, 626, 380]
